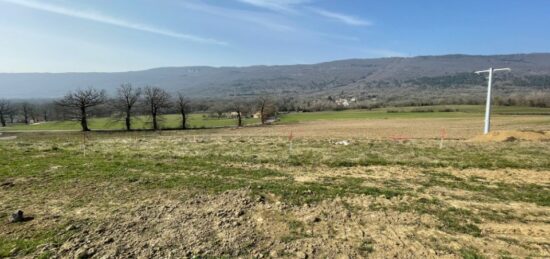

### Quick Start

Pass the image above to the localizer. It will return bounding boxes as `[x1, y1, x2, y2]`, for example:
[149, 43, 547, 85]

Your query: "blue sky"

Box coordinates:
[0, 0, 549, 72]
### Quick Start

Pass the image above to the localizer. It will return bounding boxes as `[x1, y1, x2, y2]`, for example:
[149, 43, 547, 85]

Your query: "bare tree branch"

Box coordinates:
[114, 83, 142, 131]
[231, 100, 250, 127]
[256, 95, 277, 125]
[143, 86, 171, 130]
[56, 88, 107, 131]
[0, 99, 13, 127]
[176, 92, 191, 130]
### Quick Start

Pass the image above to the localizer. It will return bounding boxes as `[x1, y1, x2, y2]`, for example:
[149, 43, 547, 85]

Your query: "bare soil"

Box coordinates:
[470, 130, 550, 142]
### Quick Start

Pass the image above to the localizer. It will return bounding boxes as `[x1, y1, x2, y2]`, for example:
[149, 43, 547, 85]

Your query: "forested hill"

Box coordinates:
[1, 53, 549, 100]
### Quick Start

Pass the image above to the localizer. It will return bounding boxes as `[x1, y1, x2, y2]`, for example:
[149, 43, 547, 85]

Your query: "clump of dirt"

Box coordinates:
[469, 130, 550, 142]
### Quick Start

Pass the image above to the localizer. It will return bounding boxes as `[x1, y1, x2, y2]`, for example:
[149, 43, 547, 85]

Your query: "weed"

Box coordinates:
[358, 238, 375, 254]
[460, 247, 485, 259]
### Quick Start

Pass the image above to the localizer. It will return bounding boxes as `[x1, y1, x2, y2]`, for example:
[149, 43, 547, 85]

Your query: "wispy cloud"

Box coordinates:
[181, 2, 294, 32]
[1, 0, 227, 45]
[314, 32, 360, 42]
[310, 8, 372, 26]
[236, 0, 310, 13]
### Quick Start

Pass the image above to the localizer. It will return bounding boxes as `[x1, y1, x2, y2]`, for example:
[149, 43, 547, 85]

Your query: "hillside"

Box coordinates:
[1, 53, 550, 100]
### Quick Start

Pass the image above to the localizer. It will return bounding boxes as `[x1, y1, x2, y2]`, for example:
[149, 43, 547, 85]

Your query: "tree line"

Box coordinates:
[0, 100, 54, 127]
[1, 83, 549, 131]
[0, 84, 278, 131]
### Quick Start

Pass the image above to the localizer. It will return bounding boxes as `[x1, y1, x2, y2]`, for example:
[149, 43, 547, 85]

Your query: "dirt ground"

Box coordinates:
[469, 130, 550, 142]
[19, 166, 550, 258]
[192, 116, 550, 139]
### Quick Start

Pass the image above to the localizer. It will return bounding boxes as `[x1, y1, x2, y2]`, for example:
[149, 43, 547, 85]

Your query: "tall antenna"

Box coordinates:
[475, 67, 511, 134]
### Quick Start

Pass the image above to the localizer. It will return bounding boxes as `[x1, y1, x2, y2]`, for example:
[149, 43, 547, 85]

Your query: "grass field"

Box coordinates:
[1, 105, 549, 132]
[1, 107, 549, 258]
[278, 105, 550, 124]
[0, 114, 259, 131]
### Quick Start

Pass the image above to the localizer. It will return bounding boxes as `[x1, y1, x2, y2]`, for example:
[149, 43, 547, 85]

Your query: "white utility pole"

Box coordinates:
[475, 67, 511, 134]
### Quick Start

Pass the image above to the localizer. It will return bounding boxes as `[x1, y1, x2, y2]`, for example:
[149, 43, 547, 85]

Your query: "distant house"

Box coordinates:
[335, 98, 350, 107]
[252, 112, 261, 119]
[229, 111, 241, 118]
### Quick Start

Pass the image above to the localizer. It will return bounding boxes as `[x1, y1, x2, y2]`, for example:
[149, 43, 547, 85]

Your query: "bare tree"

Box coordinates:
[35, 103, 49, 122]
[0, 100, 12, 127]
[39, 102, 57, 122]
[231, 101, 249, 127]
[30, 106, 38, 123]
[278, 96, 296, 112]
[176, 93, 191, 130]
[56, 88, 107, 131]
[256, 95, 276, 125]
[143, 86, 171, 130]
[54, 103, 69, 121]
[115, 83, 142, 131]
[21, 102, 32, 124]
[8, 109, 15, 124]
[209, 103, 226, 119]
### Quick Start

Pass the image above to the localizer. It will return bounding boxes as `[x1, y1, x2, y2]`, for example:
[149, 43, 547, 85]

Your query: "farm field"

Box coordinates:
[0, 109, 549, 258]
[1, 105, 550, 132]
[279, 105, 550, 124]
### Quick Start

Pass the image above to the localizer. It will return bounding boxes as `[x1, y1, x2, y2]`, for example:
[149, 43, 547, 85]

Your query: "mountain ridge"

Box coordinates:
[1, 53, 549, 99]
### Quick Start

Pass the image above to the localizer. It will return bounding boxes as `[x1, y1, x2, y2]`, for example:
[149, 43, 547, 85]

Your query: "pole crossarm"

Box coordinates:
[475, 68, 510, 74]
[475, 69, 491, 74]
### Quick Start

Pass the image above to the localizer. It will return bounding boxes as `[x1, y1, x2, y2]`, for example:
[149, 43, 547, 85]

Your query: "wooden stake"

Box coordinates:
[82, 131, 87, 157]
[288, 130, 294, 154]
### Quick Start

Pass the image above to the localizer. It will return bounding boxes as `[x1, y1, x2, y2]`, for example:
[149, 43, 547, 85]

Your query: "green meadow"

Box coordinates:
[279, 105, 550, 123]
[1, 114, 259, 131]
[2, 105, 549, 131]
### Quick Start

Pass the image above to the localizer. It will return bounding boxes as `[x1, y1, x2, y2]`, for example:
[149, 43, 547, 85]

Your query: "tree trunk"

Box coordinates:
[24, 114, 29, 124]
[9, 114, 14, 124]
[0, 112, 5, 127]
[181, 110, 187, 130]
[260, 105, 265, 124]
[43, 111, 48, 122]
[80, 107, 90, 131]
[237, 112, 242, 127]
[152, 112, 158, 130]
[125, 109, 131, 131]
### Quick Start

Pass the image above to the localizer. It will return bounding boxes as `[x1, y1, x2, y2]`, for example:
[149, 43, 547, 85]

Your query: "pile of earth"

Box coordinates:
[469, 130, 550, 142]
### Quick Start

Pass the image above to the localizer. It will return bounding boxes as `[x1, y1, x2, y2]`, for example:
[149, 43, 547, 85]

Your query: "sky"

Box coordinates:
[0, 0, 549, 72]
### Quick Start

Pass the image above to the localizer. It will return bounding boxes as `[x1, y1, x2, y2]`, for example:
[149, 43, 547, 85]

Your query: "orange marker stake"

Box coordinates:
[440, 128, 447, 149]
